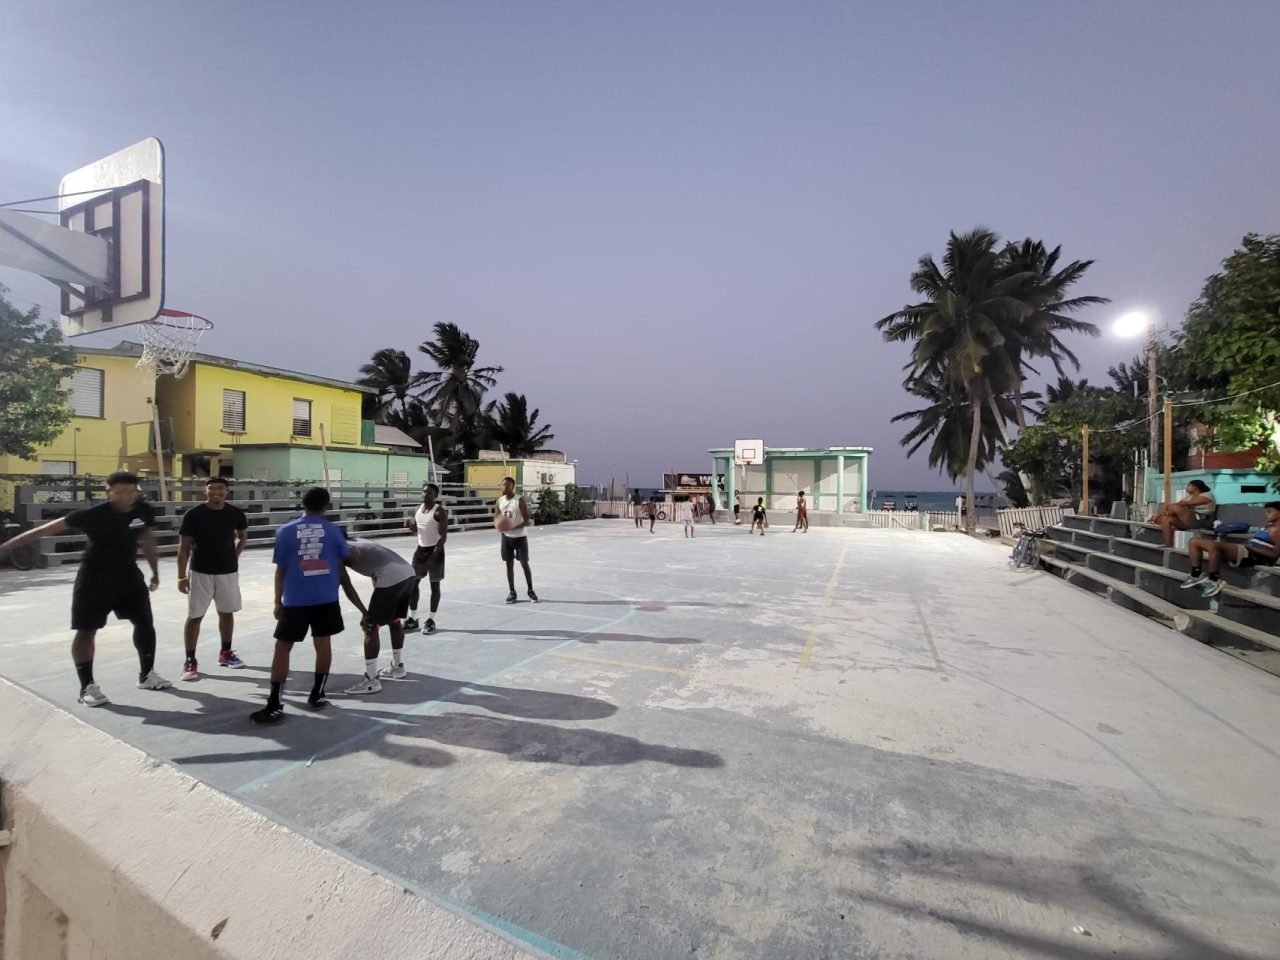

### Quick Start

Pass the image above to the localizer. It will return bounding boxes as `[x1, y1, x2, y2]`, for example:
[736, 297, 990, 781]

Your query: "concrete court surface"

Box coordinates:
[1, 520, 1279, 960]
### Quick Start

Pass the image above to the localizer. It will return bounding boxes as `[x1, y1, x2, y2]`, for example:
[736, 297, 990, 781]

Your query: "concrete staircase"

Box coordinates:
[1039, 510, 1280, 676]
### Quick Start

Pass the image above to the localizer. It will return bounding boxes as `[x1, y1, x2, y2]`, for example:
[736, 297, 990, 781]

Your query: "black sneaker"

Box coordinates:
[403, 616, 421, 633]
[250, 703, 284, 725]
[425, 618, 436, 634]
[506, 591, 518, 604]
[528, 590, 539, 603]
[307, 694, 330, 711]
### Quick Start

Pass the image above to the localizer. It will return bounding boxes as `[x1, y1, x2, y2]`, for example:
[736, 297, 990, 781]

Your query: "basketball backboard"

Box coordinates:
[734, 439, 763, 465]
[58, 137, 165, 336]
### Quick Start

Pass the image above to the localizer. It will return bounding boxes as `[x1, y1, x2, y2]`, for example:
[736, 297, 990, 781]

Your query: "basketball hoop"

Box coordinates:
[137, 308, 213, 379]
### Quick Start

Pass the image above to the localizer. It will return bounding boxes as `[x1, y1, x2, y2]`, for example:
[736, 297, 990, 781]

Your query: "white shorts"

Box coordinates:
[683, 518, 694, 527]
[188, 572, 242, 618]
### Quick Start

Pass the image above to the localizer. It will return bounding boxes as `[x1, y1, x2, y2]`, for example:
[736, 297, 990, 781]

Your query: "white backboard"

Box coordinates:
[734, 439, 764, 465]
[59, 137, 165, 336]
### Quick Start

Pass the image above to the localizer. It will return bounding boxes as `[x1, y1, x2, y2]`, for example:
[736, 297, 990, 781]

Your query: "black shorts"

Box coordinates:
[366, 577, 416, 626]
[733, 505, 741, 515]
[71, 571, 153, 631]
[500, 536, 530, 563]
[412, 544, 445, 582]
[274, 601, 344, 643]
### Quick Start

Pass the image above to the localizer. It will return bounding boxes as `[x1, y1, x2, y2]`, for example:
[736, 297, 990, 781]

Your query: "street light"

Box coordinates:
[1113, 310, 1171, 504]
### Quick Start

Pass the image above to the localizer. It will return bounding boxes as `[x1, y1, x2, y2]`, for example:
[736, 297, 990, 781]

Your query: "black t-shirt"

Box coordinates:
[65, 500, 156, 577]
[179, 503, 248, 574]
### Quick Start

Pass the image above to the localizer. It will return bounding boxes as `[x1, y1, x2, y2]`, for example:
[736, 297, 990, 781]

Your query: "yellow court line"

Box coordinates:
[797, 541, 850, 670]
[548, 651, 691, 677]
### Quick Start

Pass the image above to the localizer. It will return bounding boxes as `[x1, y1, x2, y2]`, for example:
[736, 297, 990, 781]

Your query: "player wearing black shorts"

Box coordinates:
[340, 539, 418, 693]
[751, 497, 767, 536]
[405, 483, 448, 634]
[0, 471, 171, 706]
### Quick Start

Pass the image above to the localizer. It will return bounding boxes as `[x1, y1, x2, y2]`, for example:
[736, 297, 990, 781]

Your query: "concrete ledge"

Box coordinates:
[0, 679, 541, 960]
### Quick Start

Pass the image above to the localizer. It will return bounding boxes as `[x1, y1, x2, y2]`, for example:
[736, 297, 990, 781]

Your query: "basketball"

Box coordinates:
[495, 514, 513, 532]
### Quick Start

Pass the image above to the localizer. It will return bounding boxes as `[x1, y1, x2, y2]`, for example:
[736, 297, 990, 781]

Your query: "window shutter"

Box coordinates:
[292, 399, 312, 437]
[71, 368, 104, 418]
[222, 389, 246, 432]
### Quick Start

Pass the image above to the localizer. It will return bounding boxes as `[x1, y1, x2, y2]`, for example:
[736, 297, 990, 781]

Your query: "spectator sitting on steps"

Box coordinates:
[1147, 479, 1215, 548]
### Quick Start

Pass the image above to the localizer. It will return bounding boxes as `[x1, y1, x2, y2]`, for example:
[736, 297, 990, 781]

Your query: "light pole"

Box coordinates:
[1114, 311, 1163, 505]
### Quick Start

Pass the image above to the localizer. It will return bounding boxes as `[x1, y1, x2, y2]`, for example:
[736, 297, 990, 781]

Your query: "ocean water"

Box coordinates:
[870, 490, 1003, 512]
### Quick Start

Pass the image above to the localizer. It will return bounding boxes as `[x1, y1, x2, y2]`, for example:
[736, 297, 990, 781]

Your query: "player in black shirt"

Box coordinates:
[176, 477, 249, 680]
[0, 471, 171, 706]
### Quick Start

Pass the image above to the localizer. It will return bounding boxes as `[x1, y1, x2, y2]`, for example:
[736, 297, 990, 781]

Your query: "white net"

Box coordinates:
[136, 311, 212, 379]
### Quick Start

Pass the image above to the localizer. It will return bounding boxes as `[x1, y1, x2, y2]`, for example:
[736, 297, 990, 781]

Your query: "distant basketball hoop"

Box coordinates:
[137, 308, 213, 379]
[734, 439, 763, 466]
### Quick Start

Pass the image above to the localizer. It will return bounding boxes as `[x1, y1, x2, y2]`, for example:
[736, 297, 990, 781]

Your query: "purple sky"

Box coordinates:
[4, 2, 1279, 490]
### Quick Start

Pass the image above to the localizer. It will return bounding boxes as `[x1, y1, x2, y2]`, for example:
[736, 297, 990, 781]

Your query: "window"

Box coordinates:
[222, 389, 246, 433]
[292, 399, 312, 437]
[70, 367, 104, 418]
[41, 460, 75, 476]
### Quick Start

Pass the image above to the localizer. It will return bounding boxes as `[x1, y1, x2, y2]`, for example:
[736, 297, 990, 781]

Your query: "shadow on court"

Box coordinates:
[447, 627, 703, 645]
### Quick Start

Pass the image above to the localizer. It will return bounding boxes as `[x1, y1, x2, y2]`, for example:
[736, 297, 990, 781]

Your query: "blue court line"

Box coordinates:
[446, 596, 619, 622]
[232, 603, 636, 796]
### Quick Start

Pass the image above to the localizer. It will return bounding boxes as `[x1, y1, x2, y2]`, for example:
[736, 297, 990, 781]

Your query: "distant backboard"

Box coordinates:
[734, 439, 763, 465]
[58, 138, 165, 336]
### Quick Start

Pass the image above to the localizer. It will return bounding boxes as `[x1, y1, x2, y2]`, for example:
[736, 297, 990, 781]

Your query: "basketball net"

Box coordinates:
[136, 308, 213, 380]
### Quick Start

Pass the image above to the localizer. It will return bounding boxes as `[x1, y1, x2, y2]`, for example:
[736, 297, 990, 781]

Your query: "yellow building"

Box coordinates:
[1, 342, 433, 506]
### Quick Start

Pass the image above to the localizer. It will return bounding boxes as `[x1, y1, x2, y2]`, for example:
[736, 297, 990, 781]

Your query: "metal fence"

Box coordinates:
[995, 506, 1067, 538]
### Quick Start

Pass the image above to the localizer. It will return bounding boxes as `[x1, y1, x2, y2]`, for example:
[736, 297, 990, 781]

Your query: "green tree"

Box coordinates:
[532, 486, 562, 525]
[356, 348, 415, 427]
[1169, 234, 1280, 482]
[877, 228, 1025, 532]
[889, 371, 1014, 482]
[0, 286, 76, 459]
[492, 392, 555, 459]
[414, 322, 504, 441]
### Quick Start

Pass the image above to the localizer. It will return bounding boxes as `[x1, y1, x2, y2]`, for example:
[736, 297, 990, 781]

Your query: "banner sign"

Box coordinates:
[664, 473, 725, 489]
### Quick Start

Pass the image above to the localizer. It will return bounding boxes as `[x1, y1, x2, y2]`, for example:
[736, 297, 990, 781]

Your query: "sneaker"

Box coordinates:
[1179, 573, 1208, 589]
[78, 683, 109, 707]
[528, 590, 539, 603]
[377, 662, 408, 680]
[306, 694, 330, 711]
[403, 616, 421, 633]
[180, 658, 199, 682]
[250, 703, 284, 725]
[344, 674, 382, 695]
[218, 649, 246, 669]
[506, 591, 518, 604]
[137, 670, 173, 690]
[1201, 580, 1224, 598]
[425, 618, 436, 634]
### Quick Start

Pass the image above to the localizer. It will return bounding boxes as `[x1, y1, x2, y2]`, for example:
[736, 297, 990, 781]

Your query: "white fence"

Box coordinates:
[996, 506, 1067, 538]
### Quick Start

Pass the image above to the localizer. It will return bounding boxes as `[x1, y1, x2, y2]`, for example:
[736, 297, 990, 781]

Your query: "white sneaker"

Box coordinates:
[137, 670, 173, 690]
[377, 662, 407, 680]
[344, 674, 383, 695]
[78, 683, 109, 707]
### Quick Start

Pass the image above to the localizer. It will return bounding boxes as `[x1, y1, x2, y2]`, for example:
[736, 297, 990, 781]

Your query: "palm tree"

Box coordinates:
[1035, 375, 1091, 417]
[877, 228, 1026, 532]
[492, 392, 555, 459]
[414, 322, 504, 442]
[891, 372, 1015, 481]
[356, 348, 415, 427]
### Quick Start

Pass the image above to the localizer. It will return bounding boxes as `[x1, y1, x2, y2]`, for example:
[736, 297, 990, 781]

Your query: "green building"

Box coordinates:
[708, 446, 871, 514]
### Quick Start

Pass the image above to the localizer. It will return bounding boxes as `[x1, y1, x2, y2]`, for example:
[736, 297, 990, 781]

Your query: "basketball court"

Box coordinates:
[1, 522, 1278, 959]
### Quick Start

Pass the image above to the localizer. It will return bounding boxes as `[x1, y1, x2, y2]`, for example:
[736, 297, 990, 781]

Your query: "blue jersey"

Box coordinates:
[273, 516, 350, 607]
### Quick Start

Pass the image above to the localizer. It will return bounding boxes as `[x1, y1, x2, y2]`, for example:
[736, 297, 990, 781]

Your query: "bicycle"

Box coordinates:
[0, 522, 37, 571]
[1009, 525, 1046, 570]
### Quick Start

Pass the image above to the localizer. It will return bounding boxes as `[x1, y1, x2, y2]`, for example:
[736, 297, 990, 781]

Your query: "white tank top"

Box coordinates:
[497, 494, 527, 538]
[414, 504, 445, 548]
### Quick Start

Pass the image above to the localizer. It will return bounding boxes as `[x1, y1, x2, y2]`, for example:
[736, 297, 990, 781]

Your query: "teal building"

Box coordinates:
[708, 446, 871, 514]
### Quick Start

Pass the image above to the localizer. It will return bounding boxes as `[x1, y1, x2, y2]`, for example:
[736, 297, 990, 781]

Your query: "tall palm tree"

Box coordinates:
[414, 322, 504, 441]
[492, 392, 555, 459]
[1035, 375, 1091, 417]
[877, 228, 1026, 532]
[1002, 239, 1107, 429]
[356, 348, 415, 426]
[891, 372, 1014, 481]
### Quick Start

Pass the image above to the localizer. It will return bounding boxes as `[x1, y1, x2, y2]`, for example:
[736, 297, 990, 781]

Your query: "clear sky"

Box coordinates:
[4, 1, 1278, 490]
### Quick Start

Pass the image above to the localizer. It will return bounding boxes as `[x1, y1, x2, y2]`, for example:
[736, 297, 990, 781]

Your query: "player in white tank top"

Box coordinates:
[404, 484, 448, 637]
[496, 476, 537, 602]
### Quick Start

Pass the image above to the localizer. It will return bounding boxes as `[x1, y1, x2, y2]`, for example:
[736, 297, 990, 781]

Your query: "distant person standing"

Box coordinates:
[705, 493, 717, 524]
[633, 494, 645, 529]
[495, 476, 538, 603]
[734, 492, 742, 525]
[792, 491, 809, 533]
[176, 476, 249, 680]
[252, 487, 349, 724]
[405, 483, 448, 634]
[646, 497, 657, 533]
[0, 471, 170, 706]
[340, 538, 418, 693]
[750, 497, 767, 536]
[680, 497, 695, 538]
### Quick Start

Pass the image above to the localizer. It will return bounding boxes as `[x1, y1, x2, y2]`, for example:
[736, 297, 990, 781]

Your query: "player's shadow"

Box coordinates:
[549, 599, 748, 611]
[338, 673, 618, 721]
[848, 839, 1277, 960]
[448, 628, 701, 645]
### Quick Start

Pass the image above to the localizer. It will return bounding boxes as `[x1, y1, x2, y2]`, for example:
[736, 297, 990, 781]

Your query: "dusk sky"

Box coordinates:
[4, 1, 1279, 490]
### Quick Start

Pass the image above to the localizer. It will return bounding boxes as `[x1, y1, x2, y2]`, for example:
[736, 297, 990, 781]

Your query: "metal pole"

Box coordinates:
[320, 423, 330, 490]
[1146, 337, 1159, 474]
[1163, 398, 1174, 504]
[150, 378, 168, 502]
[1081, 424, 1090, 516]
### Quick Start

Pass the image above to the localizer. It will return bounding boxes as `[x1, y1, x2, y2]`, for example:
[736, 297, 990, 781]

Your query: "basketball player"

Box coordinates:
[751, 497, 767, 536]
[405, 483, 448, 633]
[705, 493, 717, 524]
[734, 492, 742, 525]
[0, 471, 170, 706]
[252, 487, 348, 724]
[496, 476, 538, 603]
[176, 476, 249, 680]
[340, 538, 418, 693]
[792, 491, 809, 533]
[680, 496, 696, 538]
[647, 497, 657, 533]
